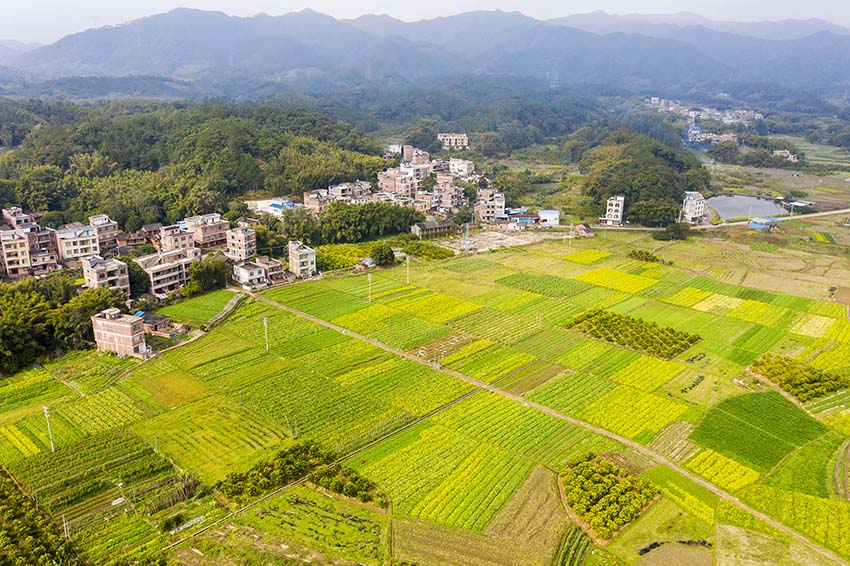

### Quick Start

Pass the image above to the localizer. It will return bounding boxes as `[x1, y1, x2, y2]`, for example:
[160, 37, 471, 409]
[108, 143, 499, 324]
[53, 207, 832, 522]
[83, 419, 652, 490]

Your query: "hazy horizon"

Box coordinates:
[5, 1, 850, 44]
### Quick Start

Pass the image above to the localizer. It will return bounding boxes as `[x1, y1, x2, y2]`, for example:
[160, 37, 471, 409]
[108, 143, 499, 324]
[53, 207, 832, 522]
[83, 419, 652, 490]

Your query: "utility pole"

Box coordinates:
[569, 223, 574, 247]
[368, 273, 372, 303]
[464, 223, 470, 255]
[263, 317, 269, 353]
[406, 255, 410, 285]
[42, 406, 54, 452]
[62, 514, 70, 540]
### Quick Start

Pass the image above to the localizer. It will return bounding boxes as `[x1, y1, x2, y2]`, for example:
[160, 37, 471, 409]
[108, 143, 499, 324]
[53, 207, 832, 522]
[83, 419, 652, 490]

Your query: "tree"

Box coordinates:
[120, 258, 152, 298]
[626, 199, 680, 227]
[279, 207, 320, 245]
[0, 291, 52, 375]
[186, 254, 230, 295]
[653, 223, 692, 241]
[371, 243, 395, 266]
[50, 287, 124, 348]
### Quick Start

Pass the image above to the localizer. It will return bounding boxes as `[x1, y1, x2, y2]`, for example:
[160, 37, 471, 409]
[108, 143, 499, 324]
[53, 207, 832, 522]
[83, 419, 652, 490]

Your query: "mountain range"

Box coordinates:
[3, 9, 850, 96]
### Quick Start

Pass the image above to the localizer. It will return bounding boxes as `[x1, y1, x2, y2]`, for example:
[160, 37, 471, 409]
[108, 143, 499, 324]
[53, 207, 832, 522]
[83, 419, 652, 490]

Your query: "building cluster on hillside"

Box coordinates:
[773, 149, 799, 163]
[687, 126, 738, 145]
[0, 207, 119, 280]
[287, 145, 482, 219]
[1, 205, 318, 297]
[437, 133, 470, 151]
[649, 97, 763, 125]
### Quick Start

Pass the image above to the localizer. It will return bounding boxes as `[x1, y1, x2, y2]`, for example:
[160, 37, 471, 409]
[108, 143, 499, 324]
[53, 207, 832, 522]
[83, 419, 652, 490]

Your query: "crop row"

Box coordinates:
[607, 355, 684, 391]
[528, 372, 616, 416]
[58, 388, 149, 435]
[447, 308, 541, 345]
[412, 444, 532, 531]
[563, 249, 611, 264]
[661, 287, 713, 308]
[266, 283, 367, 320]
[432, 394, 563, 458]
[573, 267, 657, 294]
[789, 313, 837, 338]
[361, 425, 479, 517]
[496, 272, 592, 299]
[580, 386, 688, 440]
[742, 484, 850, 559]
[689, 392, 826, 473]
[389, 292, 483, 324]
[446, 344, 535, 383]
[686, 449, 760, 491]
[727, 300, 793, 328]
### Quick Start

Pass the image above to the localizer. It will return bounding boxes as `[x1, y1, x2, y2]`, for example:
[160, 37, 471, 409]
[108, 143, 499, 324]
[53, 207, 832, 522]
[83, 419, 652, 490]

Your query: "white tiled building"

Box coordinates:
[232, 261, 267, 289]
[681, 192, 707, 224]
[134, 247, 202, 297]
[288, 241, 316, 278]
[56, 224, 100, 261]
[598, 196, 625, 226]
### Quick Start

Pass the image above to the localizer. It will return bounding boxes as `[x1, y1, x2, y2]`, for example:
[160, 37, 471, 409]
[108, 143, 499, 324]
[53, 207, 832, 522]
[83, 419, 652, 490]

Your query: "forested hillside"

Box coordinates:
[0, 102, 386, 228]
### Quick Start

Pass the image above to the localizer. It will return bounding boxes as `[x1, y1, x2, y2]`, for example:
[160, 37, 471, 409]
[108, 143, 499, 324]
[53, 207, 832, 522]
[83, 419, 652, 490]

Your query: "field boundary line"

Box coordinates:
[252, 290, 850, 566]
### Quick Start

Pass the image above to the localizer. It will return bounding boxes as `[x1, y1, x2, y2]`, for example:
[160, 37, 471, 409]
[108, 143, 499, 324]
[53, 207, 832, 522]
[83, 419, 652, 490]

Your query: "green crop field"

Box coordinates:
[156, 289, 235, 324]
[3, 231, 850, 565]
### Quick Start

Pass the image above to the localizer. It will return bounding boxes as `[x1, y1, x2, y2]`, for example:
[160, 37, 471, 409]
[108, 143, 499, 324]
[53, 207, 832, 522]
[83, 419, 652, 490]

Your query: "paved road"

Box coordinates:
[253, 290, 849, 566]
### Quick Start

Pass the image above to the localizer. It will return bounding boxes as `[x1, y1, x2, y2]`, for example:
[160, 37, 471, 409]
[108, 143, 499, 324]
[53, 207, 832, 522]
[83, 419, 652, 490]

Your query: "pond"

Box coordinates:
[706, 194, 787, 220]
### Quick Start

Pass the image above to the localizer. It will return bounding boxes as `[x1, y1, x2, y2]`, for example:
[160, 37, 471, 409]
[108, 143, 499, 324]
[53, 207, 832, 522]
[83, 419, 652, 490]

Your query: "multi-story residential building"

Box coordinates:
[91, 308, 147, 359]
[225, 228, 257, 261]
[402, 145, 414, 162]
[56, 224, 100, 261]
[598, 196, 625, 226]
[681, 191, 707, 224]
[256, 255, 287, 283]
[433, 183, 465, 211]
[1, 207, 34, 230]
[411, 149, 431, 165]
[288, 241, 316, 278]
[449, 158, 474, 179]
[0, 208, 61, 278]
[437, 133, 470, 151]
[377, 169, 414, 197]
[26, 226, 61, 276]
[0, 230, 31, 278]
[82, 255, 131, 296]
[88, 214, 119, 255]
[328, 181, 372, 199]
[184, 213, 229, 249]
[474, 189, 506, 223]
[232, 261, 267, 289]
[159, 224, 195, 252]
[134, 247, 201, 297]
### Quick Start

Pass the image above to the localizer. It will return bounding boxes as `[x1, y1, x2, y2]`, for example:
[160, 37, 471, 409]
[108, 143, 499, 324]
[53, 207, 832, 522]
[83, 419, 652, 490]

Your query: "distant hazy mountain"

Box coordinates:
[6, 8, 850, 95]
[12, 9, 461, 85]
[550, 10, 850, 40]
[0, 39, 41, 66]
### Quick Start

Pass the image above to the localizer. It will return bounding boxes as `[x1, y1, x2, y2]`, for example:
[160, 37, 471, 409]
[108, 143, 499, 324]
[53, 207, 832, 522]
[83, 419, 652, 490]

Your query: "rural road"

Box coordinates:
[252, 290, 850, 566]
[589, 207, 850, 231]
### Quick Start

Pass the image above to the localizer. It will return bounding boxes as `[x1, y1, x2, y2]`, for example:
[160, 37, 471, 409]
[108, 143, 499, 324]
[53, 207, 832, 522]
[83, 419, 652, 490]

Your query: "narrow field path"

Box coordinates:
[247, 290, 850, 566]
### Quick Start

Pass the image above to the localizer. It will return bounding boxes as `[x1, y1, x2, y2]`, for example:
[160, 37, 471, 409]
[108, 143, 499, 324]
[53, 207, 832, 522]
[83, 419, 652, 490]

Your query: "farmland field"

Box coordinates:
[2, 230, 850, 564]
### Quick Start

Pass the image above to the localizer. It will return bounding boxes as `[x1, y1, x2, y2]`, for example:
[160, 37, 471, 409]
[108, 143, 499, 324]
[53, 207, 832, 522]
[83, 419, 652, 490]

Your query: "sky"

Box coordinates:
[4, 0, 850, 44]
